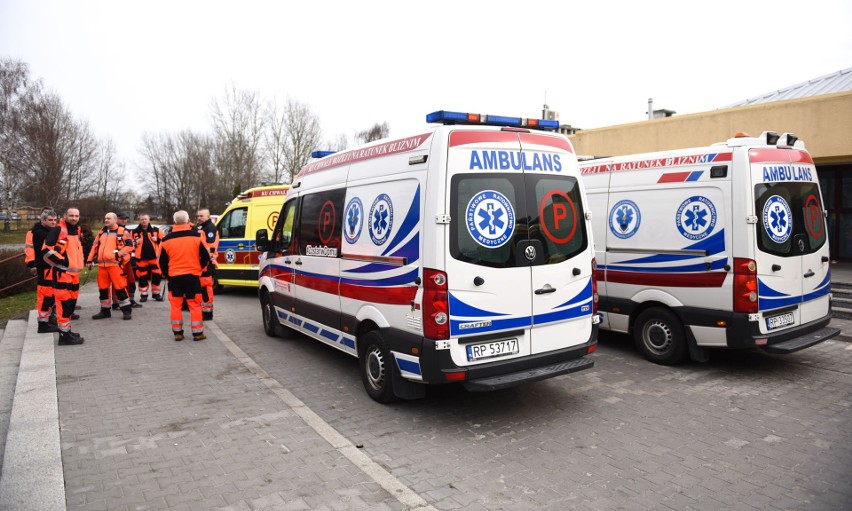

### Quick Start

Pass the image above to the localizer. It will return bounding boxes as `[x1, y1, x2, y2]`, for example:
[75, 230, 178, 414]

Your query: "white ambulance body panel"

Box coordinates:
[580, 132, 838, 364]
[257, 113, 598, 402]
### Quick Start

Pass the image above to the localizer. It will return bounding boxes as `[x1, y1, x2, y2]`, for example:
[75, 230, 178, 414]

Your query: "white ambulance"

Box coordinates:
[256, 110, 599, 402]
[579, 131, 839, 364]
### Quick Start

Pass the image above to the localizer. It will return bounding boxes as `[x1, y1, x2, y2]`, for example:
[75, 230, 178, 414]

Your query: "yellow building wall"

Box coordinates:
[568, 91, 852, 164]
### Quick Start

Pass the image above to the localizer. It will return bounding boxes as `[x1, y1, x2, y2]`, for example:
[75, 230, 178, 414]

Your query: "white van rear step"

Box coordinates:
[761, 327, 840, 354]
[464, 358, 594, 391]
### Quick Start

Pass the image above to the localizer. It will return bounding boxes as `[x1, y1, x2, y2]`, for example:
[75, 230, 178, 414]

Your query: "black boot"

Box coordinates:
[139, 295, 148, 303]
[69, 331, 84, 341]
[92, 308, 111, 320]
[131, 300, 143, 308]
[58, 331, 84, 345]
[152, 294, 164, 302]
[122, 306, 132, 320]
[111, 303, 120, 310]
[174, 330, 184, 341]
[37, 322, 59, 333]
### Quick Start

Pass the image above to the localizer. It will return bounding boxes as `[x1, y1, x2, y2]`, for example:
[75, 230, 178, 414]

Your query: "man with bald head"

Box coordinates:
[87, 212, 135, 320]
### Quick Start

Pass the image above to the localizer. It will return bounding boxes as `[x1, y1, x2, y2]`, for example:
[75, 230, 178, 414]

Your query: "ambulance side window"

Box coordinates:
[298, 190, 345, 257]
[219, 207, 247, 239]
[273, 199, 299, 252]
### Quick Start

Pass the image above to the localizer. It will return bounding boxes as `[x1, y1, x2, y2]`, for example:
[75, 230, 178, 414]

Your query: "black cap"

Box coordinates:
[116, 211, 130, 220]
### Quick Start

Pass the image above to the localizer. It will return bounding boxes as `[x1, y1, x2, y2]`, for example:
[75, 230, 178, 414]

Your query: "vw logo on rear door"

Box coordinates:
[524, 245, 537, 261]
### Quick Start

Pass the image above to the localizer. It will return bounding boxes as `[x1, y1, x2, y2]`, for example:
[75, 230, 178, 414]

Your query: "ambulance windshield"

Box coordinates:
[754, 182, 827, 257]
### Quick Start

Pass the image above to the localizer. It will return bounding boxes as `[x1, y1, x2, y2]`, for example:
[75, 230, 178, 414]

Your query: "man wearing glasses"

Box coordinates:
[25, 208, 58, 333]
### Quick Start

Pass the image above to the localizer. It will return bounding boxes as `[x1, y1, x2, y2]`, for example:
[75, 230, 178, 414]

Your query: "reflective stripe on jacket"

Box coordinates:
[43, 220, 85, 272]
[88, 226, 133, 266]
[132, 225, 165, 260]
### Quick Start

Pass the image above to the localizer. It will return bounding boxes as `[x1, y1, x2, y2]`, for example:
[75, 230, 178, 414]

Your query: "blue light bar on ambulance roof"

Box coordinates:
[426, 110, 560, 131]
[311, 150, 336, 158]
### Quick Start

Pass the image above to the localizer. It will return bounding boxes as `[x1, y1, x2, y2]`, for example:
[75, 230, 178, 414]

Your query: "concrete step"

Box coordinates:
[831, 281, 852, 291]
[831, 304, 852, 321]
[0, 320, 27, 476]
[0, 311, 65, 511]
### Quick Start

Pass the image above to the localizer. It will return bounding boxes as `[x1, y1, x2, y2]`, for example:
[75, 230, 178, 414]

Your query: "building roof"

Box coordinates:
[724, 67, 852, 108]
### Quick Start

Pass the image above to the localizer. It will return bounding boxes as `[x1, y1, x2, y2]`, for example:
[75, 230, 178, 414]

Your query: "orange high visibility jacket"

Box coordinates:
[87, 226, 133, 267]
[43, 220, 85, 272]
[159, 224, 210, 278]
[25, 221, 53, 270]
[132, 224, 165, 260]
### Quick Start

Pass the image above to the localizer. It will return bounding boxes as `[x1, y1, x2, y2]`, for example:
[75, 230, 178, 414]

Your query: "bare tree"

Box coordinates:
[354, 122, 389, 145]
[139, 130, 216, 216]
[266, 98, 322, 183]
[210, 84, 266, 191]
[327, 133, 349, 153]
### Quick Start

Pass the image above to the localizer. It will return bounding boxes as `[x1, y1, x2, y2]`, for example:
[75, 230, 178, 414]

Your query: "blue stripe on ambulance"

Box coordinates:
[275, 308, 356, 353]
[449, 278, 594, 336]
[758, 273, 831, 310]
[601, 258, 728, 273]
[617, 230, 725, 265]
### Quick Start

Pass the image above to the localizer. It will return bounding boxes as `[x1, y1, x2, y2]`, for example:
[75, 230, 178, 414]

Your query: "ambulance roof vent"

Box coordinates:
[426, 110, 560, 131]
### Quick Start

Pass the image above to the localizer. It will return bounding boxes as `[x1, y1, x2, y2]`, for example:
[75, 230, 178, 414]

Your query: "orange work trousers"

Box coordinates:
[54, 270, 80, 333]
[97, 264, 129, 309]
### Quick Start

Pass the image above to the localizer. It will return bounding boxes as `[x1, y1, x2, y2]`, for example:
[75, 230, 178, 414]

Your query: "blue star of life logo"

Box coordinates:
[762, 195, 792, 244]
[676, 196, 716, 241]
[466, 190, 515, 248]
[609, 200, 641, 239]
[368, 194, 393, 246]
[344, 197, 363, 244]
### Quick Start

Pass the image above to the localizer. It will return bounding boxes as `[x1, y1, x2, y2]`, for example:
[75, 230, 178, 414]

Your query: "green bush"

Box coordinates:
[0, 248, 37, 298]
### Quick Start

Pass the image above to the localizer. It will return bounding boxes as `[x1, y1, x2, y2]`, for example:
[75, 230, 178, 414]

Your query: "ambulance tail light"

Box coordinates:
[591, 258, 599, 315]
[423, 268, 449, 340]
[426, 110, 559, 130]
[733, 258, 758, 313]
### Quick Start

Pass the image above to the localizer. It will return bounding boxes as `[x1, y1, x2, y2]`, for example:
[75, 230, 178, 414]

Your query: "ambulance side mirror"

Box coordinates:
[256, 229, 271, 252]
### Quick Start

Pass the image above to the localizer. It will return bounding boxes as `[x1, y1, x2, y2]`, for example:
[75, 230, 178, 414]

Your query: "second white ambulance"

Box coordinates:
[256, 110, 599, 402]
[579, 131, 839, 364]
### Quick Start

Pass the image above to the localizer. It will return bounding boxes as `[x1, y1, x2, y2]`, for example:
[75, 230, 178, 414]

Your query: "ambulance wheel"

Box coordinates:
[260, 291, 286, 338]
[633, 308, 687, 365]
[359, 331, 398, 403]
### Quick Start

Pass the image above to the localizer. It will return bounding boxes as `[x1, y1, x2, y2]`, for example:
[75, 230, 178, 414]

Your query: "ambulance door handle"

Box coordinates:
[295, 260, 303, 265]
[772, 264, 781, 272]
[284, 258, 291, 264]
[535, 286, 556, 295]
[572, 268, 581, 276]
[804, 270, 815, 278]
[822, 256, 829, 263]
[474, 277, 485, 286]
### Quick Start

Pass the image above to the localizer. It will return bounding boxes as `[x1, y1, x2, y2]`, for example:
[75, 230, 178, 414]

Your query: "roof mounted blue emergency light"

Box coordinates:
[426, 110, 560, 131]
[311, 150, 336, 158]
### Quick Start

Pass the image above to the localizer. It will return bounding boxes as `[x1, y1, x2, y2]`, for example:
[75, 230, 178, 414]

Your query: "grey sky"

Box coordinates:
[2, 0, 850, 188]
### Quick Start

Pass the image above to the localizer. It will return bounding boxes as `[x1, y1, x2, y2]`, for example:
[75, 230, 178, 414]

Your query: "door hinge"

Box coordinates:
[746, 215, 758, 224]
[435, 214, 451, 224]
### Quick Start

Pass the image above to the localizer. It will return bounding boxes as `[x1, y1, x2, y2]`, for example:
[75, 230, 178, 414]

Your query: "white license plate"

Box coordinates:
[765, 312, 794, 330]
[466, 338, 519, 362]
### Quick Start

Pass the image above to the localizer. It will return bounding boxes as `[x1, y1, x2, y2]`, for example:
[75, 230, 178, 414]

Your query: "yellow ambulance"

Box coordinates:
[215, 184, 290, 288]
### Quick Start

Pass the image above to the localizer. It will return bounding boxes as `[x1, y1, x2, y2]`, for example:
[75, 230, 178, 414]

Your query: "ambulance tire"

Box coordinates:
[633, 307, 687, 365]
[260, 291, 293, 338]
[359, 331, 398, 403]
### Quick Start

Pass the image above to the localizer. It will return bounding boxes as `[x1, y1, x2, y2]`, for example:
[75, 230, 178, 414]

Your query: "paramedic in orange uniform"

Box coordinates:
[25, 209, 58, 333]
[87, 212, 135, 320]
[160, 210, 210, 341]
[195, 208, 219, 320]
[42, 207, 86, 345]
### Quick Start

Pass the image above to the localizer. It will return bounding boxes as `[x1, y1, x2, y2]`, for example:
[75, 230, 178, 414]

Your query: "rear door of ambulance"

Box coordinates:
[750, 147, 831, 334]
[443, 129, 592, 367]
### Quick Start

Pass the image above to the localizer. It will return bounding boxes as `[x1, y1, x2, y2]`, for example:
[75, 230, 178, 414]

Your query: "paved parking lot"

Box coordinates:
[53, 286, 851, 510]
